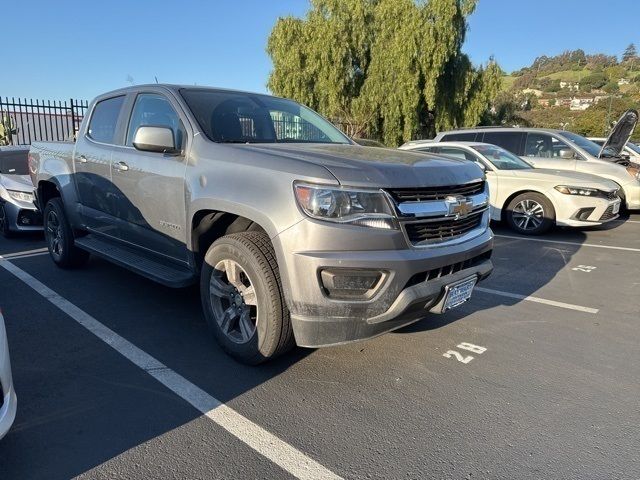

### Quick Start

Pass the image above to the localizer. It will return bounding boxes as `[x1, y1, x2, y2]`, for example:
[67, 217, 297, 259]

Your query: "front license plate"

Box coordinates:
[442, 276, 477, 312]
[612, 201, 620, 215]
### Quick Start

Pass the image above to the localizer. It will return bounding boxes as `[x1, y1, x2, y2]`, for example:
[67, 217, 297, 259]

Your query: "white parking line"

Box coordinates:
[495, 234, 640, 253]
[0, 247, 49, 259]
[0, 256, 341, 480]
[475, 286, 599, 314]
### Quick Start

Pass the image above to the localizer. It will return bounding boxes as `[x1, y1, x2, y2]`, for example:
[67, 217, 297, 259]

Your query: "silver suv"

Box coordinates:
[30, 85, 493, 363]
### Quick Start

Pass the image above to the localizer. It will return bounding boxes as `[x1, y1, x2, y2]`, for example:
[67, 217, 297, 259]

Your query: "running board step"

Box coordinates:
[75, 235, 196, 288]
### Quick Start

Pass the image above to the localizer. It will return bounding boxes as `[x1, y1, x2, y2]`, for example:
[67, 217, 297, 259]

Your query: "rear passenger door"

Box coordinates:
[109, 91, 190, 264]
[522, 132, 579, 171]
[74, 94, 127, 235]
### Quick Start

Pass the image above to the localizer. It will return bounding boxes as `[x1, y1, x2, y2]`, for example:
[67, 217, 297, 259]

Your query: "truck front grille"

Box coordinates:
[404, 210, 484, 245]
[388, 181, 485, 202]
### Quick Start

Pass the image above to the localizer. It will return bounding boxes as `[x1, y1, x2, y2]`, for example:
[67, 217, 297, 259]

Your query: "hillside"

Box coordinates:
[490, 47, 640, 140]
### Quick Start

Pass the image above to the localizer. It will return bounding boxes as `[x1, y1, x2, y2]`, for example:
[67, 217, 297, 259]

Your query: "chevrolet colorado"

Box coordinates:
[30, 85, 493, 364]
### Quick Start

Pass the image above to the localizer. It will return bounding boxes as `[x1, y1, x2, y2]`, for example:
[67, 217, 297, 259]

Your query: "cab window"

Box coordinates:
[87, 96, 125, 144]
[126, 94, 185, 149]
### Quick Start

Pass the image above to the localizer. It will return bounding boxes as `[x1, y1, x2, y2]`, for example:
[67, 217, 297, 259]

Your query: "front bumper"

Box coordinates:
[1, 199, 43, 232]
[0, 317, 16, 440]
[274, 220, 493, 347]
[551, 191, 621, 227]
[0, 384, 17, 440]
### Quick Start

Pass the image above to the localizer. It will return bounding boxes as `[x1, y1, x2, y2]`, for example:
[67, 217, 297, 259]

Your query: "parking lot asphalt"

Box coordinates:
[1, 214, 639, 480]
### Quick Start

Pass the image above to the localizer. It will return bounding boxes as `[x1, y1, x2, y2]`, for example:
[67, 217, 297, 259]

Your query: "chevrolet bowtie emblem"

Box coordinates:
[445, 196, 473, 219]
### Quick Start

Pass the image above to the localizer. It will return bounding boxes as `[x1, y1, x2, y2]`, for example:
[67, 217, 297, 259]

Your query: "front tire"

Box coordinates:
[44, 198, 90, 268]
[505, 192, 555, 235]
[0, 204, 13, 238]
[200, 231, 294, 364]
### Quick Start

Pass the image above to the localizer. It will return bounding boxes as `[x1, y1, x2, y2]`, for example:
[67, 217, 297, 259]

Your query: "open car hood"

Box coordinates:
[598, 109, 638, 160]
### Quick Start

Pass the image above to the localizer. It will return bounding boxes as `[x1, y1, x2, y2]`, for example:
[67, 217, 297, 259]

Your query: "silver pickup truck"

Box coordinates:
[30, 85, 493, 364]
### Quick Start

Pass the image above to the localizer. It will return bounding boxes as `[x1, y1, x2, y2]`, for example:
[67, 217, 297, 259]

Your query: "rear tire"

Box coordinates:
[200, 231, 294, 364]
[44, 198, 90, 268]
[505, 192, 555, 235]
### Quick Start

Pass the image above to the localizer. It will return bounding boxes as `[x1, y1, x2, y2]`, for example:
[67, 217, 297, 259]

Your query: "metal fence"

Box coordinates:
[0, 97, 89, 145]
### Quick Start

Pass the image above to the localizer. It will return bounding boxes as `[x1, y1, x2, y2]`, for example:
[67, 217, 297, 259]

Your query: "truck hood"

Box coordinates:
[1, 174, 34, 193]
[507, 168, 619, 191]
[598, 109, 638, 159]
[240, 143, 484, 188]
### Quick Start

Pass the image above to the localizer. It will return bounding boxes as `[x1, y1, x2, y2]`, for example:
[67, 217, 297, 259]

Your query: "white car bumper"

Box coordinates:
[0, 315, 16, 440]
[551, 190, 621, 227]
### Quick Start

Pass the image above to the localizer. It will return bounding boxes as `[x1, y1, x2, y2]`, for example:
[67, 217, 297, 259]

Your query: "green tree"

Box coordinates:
[602, 81, 620, 93]
[580, 72, 607, 91]
[267, 0, 500, 145]
[622, 43, 637, 62]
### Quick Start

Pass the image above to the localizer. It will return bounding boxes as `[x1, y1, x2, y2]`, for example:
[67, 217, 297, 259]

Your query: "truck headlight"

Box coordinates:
[7, 190, 34, 203]
[554, 185, 599, 196]
[294, 182, 398, 229]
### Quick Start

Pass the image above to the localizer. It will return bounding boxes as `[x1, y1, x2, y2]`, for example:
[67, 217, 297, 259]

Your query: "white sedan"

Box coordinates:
[0, 312, 16, 440]
[400, 141, 622, 235]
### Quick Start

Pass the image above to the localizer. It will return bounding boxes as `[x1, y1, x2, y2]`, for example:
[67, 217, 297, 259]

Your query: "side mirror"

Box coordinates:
[133, 126, 180, 154]
[558, 148, 574, 159]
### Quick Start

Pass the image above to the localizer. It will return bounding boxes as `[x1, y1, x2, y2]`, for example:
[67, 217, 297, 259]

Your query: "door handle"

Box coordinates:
[76, 155, 88, 163]
[113, 161, 129, 172]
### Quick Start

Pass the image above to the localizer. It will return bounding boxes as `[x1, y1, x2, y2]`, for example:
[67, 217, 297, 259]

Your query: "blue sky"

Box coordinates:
[2, 0, 638, 101]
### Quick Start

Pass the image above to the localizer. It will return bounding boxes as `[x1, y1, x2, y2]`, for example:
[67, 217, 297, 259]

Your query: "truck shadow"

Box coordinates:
[396, 221, 592, 334]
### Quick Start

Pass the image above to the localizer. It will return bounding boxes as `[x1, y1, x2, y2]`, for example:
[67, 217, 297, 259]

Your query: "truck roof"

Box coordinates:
[97, 84, 286, 101]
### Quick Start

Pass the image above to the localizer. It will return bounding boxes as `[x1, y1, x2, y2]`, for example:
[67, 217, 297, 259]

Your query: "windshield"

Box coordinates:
[471, 144, 532, 170]
[558, 131, 616, 158]
[180, 89, 351, 144]
[626, 141, 640, 155]
[0, 149, 29, 175]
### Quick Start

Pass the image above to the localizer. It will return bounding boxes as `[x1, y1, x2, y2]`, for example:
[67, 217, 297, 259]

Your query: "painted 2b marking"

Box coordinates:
[443, 342, 487, 364]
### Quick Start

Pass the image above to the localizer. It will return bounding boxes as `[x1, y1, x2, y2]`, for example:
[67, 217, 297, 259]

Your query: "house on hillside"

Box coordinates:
[522, 88, 543, 97]
[618, 78, 630, 86]
[556, 98, 572, 107]
[560, 81, 580, 92]
[570, 96, 594, 111]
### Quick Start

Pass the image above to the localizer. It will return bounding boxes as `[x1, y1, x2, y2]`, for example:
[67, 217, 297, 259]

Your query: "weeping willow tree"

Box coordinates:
[267, 0, 501, 146]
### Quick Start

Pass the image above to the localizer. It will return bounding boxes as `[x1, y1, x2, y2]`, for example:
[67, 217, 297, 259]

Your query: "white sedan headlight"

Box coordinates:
[7, 190, 34, 203]
[554, 185, 600, 197]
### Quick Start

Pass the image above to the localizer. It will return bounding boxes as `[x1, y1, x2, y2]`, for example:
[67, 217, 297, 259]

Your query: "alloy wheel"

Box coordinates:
[46, 210, 63, 257]
[208, 259, 258, 344]
[512, 199, 544, 231]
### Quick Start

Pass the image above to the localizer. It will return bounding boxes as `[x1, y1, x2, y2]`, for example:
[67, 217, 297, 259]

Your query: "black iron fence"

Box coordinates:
[0, 97, 89, 146]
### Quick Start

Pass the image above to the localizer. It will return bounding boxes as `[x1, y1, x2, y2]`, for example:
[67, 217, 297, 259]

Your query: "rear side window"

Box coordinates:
[87, 96, 125, 144]
[482, 132, 525, 155]
[438, 147, 477, 161]
[440, 132, 478, 142]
